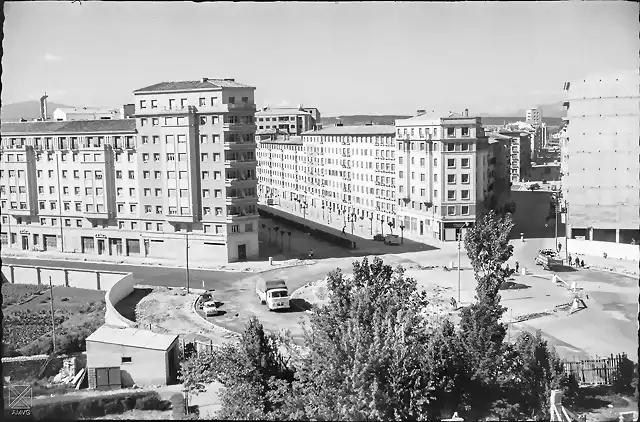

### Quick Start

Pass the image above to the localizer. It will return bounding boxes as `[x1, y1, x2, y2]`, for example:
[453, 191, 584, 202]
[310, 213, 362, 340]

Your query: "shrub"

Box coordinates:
[171, 393, 186, 419]
[613, 356, 636, 394]
[134, 394, 167, 411]
[123, 396, 136, 411]
[104, 401, 124, 415]
[31, 391, 155, 420]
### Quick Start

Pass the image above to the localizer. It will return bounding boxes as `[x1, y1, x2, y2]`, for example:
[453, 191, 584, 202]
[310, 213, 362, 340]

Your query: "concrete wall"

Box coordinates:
[85, 341, 170, 387]
[105, 273, 137, 328]
[568, 238, 640, 261]
[0, 264, 128, 291]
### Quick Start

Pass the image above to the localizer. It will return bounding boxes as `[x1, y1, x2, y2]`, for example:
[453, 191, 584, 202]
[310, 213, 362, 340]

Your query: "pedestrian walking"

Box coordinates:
[515, 261, 520, 273]
[308, 249, 314, 259]
[341, 225, 346, 236]
[557, 243, 562, 253]
[568, 255, 573, 266]
[580, 259, 585, 268]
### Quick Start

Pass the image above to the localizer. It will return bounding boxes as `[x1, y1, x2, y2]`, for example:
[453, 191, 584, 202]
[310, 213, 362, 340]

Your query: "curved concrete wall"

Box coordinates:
[104, 273, 137, 328]
[568, 239, 640, 261]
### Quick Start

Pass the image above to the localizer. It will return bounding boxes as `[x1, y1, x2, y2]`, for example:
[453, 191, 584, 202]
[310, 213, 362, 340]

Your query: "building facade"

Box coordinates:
[255, 106, 321, 135]
[561, 70, 640, 259]
[498, 130, 532, 182]
[256, 112, 507, 242]
[0, 78, 259, 264]
[526, 107, 542, 126]
[395, 112, 498, 241]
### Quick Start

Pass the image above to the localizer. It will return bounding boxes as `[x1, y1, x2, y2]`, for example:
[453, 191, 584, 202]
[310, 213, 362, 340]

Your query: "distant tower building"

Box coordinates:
[526, 108, 542, 126]
[39, 93, 49, 121]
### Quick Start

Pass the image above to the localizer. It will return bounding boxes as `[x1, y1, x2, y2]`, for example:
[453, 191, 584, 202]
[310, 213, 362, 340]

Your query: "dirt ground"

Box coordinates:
[131, 286, 238, 345]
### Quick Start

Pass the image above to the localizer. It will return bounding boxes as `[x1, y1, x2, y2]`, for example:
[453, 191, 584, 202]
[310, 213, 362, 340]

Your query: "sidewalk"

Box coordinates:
[0, 249, 312, 273]
[536, 237, 639, 277]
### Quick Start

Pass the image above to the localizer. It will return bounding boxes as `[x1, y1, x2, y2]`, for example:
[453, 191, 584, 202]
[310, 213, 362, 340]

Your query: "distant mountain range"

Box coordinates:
[1, 100, 77, 122]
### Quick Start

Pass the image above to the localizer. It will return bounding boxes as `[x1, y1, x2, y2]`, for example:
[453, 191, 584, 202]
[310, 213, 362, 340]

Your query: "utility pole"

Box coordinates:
[457, 231, 462, 305]
[555, 195, 559, 252]
[185, 233, 190, 294]
[49, 276, 56, 353]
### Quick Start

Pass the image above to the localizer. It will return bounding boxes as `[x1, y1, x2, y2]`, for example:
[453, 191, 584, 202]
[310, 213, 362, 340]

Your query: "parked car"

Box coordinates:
[373, 233, 385, 242]
[384, 234, 400, 245]
[202, 301, 219, 317]
[529, 183, 541, 191]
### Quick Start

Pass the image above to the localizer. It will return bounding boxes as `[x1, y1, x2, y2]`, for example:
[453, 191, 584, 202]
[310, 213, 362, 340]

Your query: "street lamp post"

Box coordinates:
[457, 223, 468, 305]
[350, 212, 356, 235]
[185, 232, 190, 294]
[399, 224, 405, 244]
[369, 215, 374, 235]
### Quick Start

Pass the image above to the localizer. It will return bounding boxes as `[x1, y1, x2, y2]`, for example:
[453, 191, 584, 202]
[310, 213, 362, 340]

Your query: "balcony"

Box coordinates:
[223, 139, 257, 150]
[83, 210, 110, 219]
[225, 177, 258, 187]
[6, 207, 34, 216]
[225, 194, 258, 205]
[224, 159, 258, 168]
[226, 212, 259, 222]
[139, 105, 194, 115]
[223, 123, 258, 132]
[164, 213, 196, 223]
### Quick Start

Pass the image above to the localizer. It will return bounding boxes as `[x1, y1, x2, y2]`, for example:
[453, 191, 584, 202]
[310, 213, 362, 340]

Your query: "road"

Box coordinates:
[1, 257, 247, 290]
[509, 237, 638, 359]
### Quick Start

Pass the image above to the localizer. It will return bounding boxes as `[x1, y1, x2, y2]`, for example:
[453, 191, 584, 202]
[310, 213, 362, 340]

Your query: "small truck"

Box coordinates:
[535, 249, 563, 270]
[256, 279, 290, 311]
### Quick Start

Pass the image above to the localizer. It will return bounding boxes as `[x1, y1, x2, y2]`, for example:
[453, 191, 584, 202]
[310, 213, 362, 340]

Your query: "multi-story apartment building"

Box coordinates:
[395, 111, 501, 241]
[0, 78, 259, 264]
[256, 105, 321, 135]
[526, 107, 542, 126]
[498, 130, 532, 182]
[257, 135, 306, 208]
[561, 70, 640, 260]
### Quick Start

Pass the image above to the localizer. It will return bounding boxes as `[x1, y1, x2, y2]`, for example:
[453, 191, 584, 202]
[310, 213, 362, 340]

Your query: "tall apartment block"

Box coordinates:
[0, 78, 259, 264]
[526, 107, 542, 126]
[257, 111, 510, 242]
[395, 111, 509, 241]
[256, 105, 321, 135]
[497, 130, 532, 182]
[561, 70, 640, 260]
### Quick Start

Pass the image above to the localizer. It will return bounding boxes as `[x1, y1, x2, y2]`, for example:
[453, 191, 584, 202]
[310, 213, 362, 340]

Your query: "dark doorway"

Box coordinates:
[21, 235, 28, 250]
[238, 244, 247, 261]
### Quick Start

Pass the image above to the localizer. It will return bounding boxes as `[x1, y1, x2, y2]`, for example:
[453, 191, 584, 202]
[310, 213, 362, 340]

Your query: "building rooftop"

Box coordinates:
[1, 119, 136, 135]
[302, 125, 396, 136]
[259, 136, 303, 146]
[55, 107, 118, 114]
[133, 79, 254, 93]
[86, 324, 178, 351]
[256, 107, 312, 116]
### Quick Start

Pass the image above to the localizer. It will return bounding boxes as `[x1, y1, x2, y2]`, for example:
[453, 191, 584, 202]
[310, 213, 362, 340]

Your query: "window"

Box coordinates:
[157, 222, 163, 231]
[447, 127, 455, 137]
[130, 204, 137, 213]
[461, 173, 470, 184]
[155, 188, 162, 197]
[152, 135, 159, 144]
[142, 136, 149, 144]
[229, 97, 235, 104]
[202, 189, 210, 198]
[434, 189, 438, 198]
[75, 202, 81, 211]
[461, 205, 470, 215]
[140, 100, 146, 109]
[447, 174, 456, 184]
[152, 118, 159, 126]
[116, 170, 123, 179]
[215, 207, 223, 216]
[461, 158, 470, 168]
[199, 99, 206, 107]
[151, 99, 157, 108]
[156, 205, 163, 214]
[231, 224, 239, 233]
[461, 190, 470, 200]
[146, 222, 153, 231]
[128, 171, 135, 179]
[178, 135, 186, 143]
[154, 171, 161, 179]
[117, 188, 123, 196]
[433, 158, 438, 166]
[142, 153, 149, 162]
[179, 189, 188, 198]
[200, 134, 208, 144]
[168, 189, 176, 198]
[145, 205, 152, 213]
[203, 207, 211, 215]
[447, 190, 456, 200]
[178, 153, 187, 162]
[121, 357, 132, 364]
[201, 153, 209, 161]
[202, 171, 209, 180]
[76, 219, 82, 227]
[461, 127, 469, 137]
[179, 171, 187, 179]
[447, 206, 456, 216]
[447, 158, 456, 168]
[144, 188, 151, 196]
[461, 143, 470, 151]
[167, 171, 176, 179]
[447, 143, 455, 152]
[129, 188, 135, 196]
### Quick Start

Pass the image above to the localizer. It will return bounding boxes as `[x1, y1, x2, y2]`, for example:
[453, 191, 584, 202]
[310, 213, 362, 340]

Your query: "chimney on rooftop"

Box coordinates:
[464, 108, 469, 117]
[224, 78, 235, 82]
[298, 104, 303, 110]
[416, 109, 426, 116]
[201, 77, 209, 83]
[336, 121, 343, 127]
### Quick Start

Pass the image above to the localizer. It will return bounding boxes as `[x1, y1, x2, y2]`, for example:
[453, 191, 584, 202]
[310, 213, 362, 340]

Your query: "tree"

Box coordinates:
[179, 316, 295, 420]
[457, 210, 514, 416]
[293, 257, 435, 421]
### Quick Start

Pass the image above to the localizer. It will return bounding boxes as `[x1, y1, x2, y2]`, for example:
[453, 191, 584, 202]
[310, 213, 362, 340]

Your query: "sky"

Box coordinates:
[2, 1, 638, 116]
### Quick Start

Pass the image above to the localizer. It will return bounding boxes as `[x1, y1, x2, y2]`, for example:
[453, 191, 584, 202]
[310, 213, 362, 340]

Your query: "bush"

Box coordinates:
[134, 394, 169, 411]
[613, 356, 636, 394]
[123, 396, 136, 411]
[31, 391, 156, 420]
[104, 401, 124, 415]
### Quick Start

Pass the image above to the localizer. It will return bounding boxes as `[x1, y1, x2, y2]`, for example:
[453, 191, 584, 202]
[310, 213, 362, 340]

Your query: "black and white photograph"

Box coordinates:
[1, 1, 638, 421]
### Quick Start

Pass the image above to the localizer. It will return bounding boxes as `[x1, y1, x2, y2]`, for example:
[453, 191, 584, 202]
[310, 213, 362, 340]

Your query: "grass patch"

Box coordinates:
[1, 282, 46, 307]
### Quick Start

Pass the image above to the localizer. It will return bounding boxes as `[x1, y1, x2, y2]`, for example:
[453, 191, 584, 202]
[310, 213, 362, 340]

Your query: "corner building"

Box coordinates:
[0, 78, 259, 264]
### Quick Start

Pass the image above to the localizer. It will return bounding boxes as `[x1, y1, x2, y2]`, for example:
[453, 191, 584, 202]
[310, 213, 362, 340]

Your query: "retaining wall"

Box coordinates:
[568, 238, 640, 261]
[104, 273, 137, 328]
[1, 264, 128, 291]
